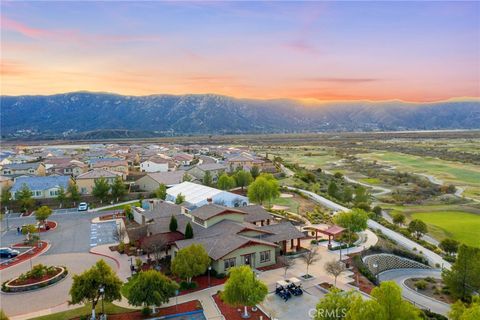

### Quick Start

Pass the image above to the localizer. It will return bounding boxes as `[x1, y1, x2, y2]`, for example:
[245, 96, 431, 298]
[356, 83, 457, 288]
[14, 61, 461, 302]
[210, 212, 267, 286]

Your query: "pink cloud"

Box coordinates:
[283, 40, 318, 54]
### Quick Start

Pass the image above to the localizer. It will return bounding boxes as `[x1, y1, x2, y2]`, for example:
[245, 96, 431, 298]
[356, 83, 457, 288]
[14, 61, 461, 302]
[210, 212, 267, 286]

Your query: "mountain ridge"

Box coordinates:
[2, 92, 479, 139]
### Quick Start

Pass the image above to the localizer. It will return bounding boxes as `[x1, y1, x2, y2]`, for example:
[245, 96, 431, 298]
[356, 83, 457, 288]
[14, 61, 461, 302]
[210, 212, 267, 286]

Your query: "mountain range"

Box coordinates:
[1, 92, 479, 139]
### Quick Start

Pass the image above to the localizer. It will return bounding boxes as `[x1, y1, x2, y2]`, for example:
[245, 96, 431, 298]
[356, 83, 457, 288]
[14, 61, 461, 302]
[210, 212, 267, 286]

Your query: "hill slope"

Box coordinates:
[1, 92, 479, 138]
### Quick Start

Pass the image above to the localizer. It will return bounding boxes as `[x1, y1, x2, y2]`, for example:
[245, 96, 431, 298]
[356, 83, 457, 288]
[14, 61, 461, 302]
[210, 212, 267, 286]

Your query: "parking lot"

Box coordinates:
[0, 247, 31, 264]
[262, 287, 322, 320]
[90, 221, 118, 247]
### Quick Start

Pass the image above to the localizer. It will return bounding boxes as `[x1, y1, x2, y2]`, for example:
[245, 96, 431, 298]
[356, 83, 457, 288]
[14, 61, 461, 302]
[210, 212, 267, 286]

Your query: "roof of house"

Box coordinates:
[259, 222, 306, 243]
[3, 162, 43, 170]
[11, 175, 71, 192]
[143, 157, 170, 164]
[76, 169, 122, 179]
[140, 171, 185, 186]
[189, 204, 246, 220]
[195, 163, 227, 171]
[239, 205, 272, 223]
[92, 159, 128, 168]
[175, 233, 277, 260]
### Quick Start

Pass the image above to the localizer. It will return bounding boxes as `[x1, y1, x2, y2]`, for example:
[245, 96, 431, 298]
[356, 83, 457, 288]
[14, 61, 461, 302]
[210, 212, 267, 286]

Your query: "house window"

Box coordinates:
[81, 187, 87, 194]
[260, 250, 271, 263]
[50, 190, 59, 196]
[224, 257, 236, 270]
[34, 191, 42, 197]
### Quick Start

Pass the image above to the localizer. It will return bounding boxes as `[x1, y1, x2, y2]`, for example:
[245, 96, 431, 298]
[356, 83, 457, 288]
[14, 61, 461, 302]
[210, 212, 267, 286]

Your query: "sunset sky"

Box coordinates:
[1, 1, 479, 101]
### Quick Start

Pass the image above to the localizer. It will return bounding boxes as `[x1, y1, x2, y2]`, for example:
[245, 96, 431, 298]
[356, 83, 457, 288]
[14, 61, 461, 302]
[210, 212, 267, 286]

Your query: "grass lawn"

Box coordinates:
[411, 211, 480, 248]
[32, 302, 136, 320]
[271, 196, 300, 213]
[359, 177, 381, 185]
[358, 151, 480, 201]
[99, 201, 142, 212]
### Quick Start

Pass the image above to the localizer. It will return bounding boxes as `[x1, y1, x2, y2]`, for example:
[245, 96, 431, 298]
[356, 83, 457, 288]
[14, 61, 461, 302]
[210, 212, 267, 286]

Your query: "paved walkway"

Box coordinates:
[379, 268, 450, 316]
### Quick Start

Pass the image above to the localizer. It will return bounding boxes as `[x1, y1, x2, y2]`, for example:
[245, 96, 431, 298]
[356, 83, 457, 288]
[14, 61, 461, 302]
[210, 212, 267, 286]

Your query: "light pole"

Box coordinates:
[208, 266, 212, 287]
[99, 285, 105, 319]
[129, 257, 134, 275]
[373, 262, 379, 284]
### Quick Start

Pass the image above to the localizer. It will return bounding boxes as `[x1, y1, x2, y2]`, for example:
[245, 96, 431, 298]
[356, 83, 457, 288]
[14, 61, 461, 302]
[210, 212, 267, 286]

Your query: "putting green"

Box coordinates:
[411, 211, 480, 248]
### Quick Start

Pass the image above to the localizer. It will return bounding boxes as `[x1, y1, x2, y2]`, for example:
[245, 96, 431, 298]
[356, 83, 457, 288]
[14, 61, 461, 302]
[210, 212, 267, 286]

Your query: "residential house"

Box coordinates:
[187, 163, 228, 182]
[140, 157, 170, 173]
[90, 159, 129, 176]
[1, 162, 46, 177]
[135, 170, 186, 192]
[166, 181, 248, 208]
[128, 202, 305, 274]
[45, 158, 88, 177]
[11, 175, 72, 200]
[76, 169, 123, 194]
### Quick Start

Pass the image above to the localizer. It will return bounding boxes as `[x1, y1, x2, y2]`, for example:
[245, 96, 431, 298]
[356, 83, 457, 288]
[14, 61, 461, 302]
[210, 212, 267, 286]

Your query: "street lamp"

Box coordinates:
[372, 262, 379, 284]
[208, 266, 212, 287]
[129, 257, 134, 275]
[99, 285, 105, 319]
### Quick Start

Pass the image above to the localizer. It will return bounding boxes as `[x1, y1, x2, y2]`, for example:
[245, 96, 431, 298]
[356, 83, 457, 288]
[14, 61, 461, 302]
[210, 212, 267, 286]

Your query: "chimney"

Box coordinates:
[207, 197, 213, 204]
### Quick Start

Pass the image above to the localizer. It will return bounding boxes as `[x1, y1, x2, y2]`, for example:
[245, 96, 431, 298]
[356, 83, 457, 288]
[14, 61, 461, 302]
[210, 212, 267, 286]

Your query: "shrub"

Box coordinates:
[415, 280, 428, 290]
[118, 242, 125, 253]
[425, 276, 436, 283]
[179, 281, 197, 290]
[141, 306, 152, 316]
[215, 273, 226, 279]
[441, 286, 450, 295]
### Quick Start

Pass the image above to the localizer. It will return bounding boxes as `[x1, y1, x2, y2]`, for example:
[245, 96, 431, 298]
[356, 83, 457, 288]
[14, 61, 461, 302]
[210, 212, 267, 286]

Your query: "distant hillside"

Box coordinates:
[1, 92, 479, 139]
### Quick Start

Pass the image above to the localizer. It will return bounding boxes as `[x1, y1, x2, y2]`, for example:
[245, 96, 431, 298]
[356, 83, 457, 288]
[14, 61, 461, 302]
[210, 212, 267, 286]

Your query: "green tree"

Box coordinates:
[408, 219, 428, 239]
[155, 184, 167, 200]
[16, 184, 35, 212]
[92, 177, 110, 203]
[439, 238, 460, 256]
[250, 165, 260, 179]
[110, 177, 126, 202]
[343, 187, 353, 203]
[182, 172, 192, 182]
[247, 175, 280, 205]
[125, 270, 179, 313]
[69, 259, 122, 320]
[328, 181, 339, 198]
[1, 187, 12, 211]
[234, 170, 253, 190]
[175, 193, 185, 205]
[35, 206, 52, 226]
[56, 186, 66, 208]
[124, 205, 134, 221]
[348, 281, 421, 320]
[221, 265, 268, 318]
[314, 288, 362, 320]
[334, 209, 368, 244]
[0, 308, 9, 320]
[217, 173, 236, 190]
[372, 206, 382, 218]
[184, 222, 193, 239]
[171, 244, 210, 283]
[392, 213, 406, 226]
[449, 296, 480, 320]
[442, 245, 480, 301]
[169, 215, 178, 232]
[67, 182, 81, 206]
[334, 172, 343, 179]
[353, 186, 370, 205]
[203, 171, 213, 187]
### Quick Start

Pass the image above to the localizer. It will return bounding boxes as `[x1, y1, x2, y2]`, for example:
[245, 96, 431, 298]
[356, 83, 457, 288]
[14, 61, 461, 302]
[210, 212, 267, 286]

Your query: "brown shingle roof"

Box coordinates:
[189, 204, 246, 220]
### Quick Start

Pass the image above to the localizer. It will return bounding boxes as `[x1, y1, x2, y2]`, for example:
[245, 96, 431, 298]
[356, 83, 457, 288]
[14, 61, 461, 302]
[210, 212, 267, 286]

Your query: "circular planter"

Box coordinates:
[1, 266, 68, 293]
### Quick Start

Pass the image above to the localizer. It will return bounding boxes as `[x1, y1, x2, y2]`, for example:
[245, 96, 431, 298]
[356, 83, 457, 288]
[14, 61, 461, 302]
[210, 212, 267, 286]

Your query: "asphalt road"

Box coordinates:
[379, 268, 450, 316]
[0, 210, 118, 255]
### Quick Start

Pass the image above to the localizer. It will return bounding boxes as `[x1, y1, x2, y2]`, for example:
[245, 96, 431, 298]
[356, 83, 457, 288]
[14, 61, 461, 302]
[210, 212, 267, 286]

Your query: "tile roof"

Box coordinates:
[259, 222, 306, 243]
[76, 169, 122, 179]
[3, 162, 43, 170]
[239, 205, 272, 223]
[189, 204, 246, 220]
[142, 171, 185, 185]
[11, 175, 71, 192]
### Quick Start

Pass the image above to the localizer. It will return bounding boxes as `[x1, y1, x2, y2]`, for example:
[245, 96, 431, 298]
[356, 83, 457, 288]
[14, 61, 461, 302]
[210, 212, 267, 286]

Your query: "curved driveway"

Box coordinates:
[379, 268, 450, 316]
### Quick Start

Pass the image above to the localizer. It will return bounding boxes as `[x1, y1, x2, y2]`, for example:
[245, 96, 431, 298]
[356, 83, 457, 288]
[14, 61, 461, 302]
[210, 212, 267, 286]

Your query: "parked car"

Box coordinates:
[0, 247, 20, 258]
[78, 202, 89, 211]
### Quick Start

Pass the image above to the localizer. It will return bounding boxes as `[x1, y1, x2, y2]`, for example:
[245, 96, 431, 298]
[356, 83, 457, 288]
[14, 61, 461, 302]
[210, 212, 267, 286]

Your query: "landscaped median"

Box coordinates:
[0, 241, 50, 270]
[1, 264, 68, 293]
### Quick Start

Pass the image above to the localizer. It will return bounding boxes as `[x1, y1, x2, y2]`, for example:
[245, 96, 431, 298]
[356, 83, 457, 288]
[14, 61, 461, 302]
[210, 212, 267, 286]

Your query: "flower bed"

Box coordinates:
[100, 212, 126, 221]
[38, 220, 57, 232]
[0, 241, 49, 270]
[213, 293, 270, 320]
[2, 264, 68, 293]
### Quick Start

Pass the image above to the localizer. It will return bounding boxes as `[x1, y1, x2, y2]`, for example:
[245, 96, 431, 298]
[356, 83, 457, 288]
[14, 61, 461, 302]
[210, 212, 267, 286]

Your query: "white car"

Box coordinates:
[78, 202, 89, 211]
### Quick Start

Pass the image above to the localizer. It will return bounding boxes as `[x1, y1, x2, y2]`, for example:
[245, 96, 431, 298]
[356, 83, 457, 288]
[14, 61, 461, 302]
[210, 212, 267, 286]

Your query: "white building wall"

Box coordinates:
[140, 161, 169, 173]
